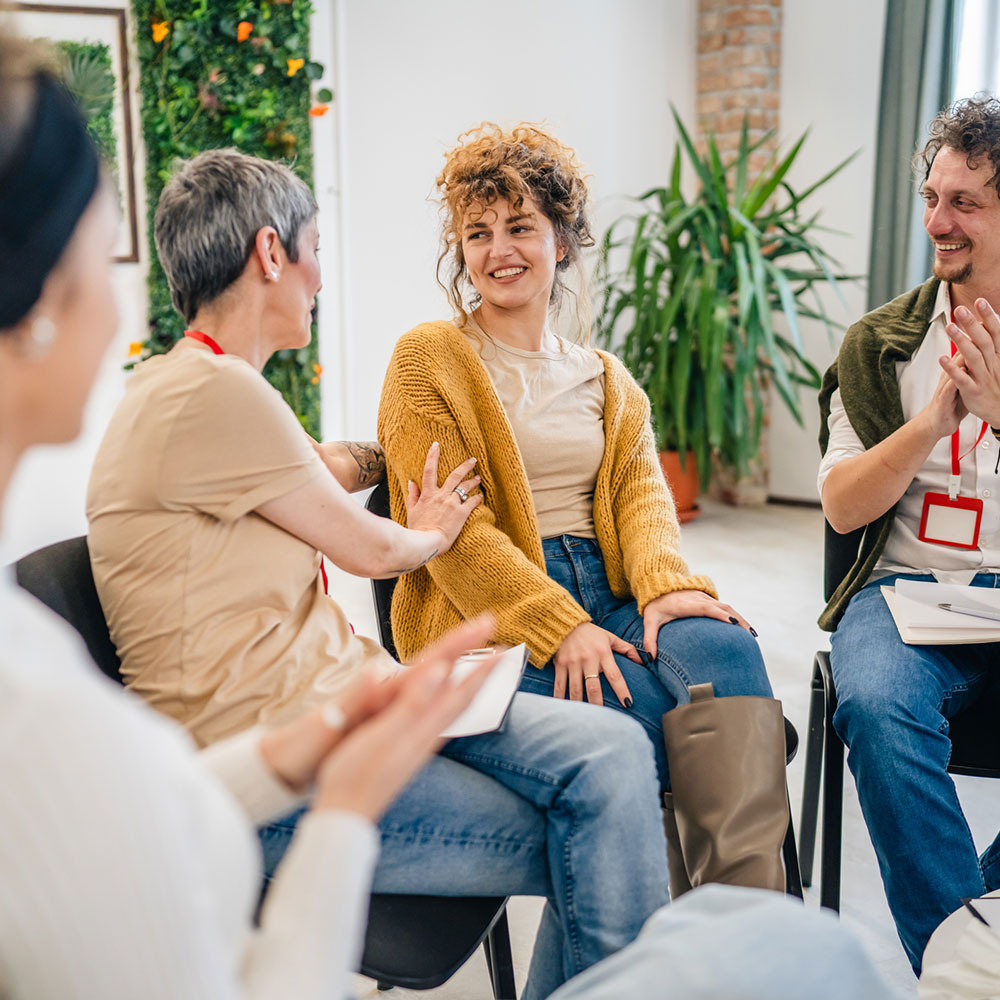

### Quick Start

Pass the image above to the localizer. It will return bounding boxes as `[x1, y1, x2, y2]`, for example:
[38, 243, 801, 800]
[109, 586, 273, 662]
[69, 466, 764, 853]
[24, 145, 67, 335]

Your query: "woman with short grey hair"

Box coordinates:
[87, 146, 673, 1000]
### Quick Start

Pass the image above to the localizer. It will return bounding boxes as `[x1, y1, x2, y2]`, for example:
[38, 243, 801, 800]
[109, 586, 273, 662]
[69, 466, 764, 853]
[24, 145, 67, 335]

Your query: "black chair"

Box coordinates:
[14, 532, 518, 1000]
[15, 535, 122, 681]
[799, 522, 1000, 912]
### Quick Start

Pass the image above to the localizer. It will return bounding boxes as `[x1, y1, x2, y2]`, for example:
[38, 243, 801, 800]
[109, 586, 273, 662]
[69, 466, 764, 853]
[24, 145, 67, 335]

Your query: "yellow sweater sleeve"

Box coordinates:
[597, 356, 717, 610]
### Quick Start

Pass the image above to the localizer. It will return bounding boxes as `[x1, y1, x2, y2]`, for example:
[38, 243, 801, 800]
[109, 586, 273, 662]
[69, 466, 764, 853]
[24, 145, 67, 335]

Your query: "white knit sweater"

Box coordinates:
[0, 566, 378, 999]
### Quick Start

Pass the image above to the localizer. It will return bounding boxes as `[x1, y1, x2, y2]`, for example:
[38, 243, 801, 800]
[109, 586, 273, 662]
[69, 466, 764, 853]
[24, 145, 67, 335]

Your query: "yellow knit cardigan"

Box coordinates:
[377, 321, 717, 667]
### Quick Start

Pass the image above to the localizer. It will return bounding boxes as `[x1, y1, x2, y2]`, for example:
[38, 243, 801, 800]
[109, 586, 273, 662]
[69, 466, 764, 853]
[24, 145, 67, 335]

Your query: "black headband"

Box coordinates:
[0, 72, 101, 329]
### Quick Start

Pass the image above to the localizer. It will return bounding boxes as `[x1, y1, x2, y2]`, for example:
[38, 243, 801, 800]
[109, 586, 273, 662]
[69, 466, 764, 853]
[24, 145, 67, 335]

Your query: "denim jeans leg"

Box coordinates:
[536, 536, 774, 790]
[830, 574, 990, 973]
[518, 652, 675, 787]
[601, 604, 773, 705]
[442, 692, 670, 1000]
[257, 692, 669, 1000]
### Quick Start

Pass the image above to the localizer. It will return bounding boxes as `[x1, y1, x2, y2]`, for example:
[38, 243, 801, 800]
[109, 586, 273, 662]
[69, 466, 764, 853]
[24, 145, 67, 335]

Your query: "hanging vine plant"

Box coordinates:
[131, 0, 331, 435]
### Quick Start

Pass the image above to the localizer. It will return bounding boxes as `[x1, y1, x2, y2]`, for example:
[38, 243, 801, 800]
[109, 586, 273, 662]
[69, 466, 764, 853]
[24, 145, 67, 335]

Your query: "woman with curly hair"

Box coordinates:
[378, 122, 788, 895]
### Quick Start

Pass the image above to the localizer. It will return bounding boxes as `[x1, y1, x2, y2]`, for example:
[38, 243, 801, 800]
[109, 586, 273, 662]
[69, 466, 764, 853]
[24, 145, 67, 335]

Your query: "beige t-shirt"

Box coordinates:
[86, 340, 395, 747]
[466, 324, 606, 539]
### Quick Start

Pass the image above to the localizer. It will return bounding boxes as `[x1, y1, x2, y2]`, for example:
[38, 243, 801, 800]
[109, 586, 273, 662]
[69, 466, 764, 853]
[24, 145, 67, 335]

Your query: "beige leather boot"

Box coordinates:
[662, 682, 788, 893]
[662, 791, 692, 899]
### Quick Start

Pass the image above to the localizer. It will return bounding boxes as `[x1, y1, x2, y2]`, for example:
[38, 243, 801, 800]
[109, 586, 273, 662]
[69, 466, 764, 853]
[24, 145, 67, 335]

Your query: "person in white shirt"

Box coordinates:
[818, 95, 1000, 975]
[0, 32, 501, 1000]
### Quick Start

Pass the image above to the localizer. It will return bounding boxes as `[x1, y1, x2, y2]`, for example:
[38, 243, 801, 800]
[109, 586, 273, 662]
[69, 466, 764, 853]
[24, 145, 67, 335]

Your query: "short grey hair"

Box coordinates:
[154, 148, 317, 322]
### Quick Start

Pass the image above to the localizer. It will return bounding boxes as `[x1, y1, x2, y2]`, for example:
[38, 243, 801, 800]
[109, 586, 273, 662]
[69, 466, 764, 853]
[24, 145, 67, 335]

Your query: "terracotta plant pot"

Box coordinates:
[659, 450, 701, 523]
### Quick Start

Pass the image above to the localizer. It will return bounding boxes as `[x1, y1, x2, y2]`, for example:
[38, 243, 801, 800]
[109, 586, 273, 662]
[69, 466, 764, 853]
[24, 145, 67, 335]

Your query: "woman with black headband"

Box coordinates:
[0, 32, 502, 1000]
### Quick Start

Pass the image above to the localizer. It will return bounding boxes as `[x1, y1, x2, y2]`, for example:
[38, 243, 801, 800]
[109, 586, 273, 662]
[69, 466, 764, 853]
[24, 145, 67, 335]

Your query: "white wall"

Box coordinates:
[767, 0, 887, 501]
[325, 0, 697, 440]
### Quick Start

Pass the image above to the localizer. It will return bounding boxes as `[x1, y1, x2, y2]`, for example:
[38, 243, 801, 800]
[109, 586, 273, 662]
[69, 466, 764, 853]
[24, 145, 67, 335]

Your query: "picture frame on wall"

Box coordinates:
[12, 3, 139, 263]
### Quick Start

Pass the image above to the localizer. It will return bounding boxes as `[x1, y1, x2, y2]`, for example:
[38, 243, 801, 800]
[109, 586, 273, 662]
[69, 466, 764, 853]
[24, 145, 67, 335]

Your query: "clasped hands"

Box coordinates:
[934, 297, 1000, 434]
[552, 591, 753, 709]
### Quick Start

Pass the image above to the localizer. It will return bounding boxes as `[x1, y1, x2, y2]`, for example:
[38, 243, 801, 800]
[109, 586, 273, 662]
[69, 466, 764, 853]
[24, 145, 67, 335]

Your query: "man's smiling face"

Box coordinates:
[923, 144, 1000, 292]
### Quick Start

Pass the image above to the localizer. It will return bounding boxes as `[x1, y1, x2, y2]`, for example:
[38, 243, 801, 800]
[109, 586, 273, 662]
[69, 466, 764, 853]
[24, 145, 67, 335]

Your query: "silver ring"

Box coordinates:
[584, 673, 600, 681]
[453, 486, 469, 503]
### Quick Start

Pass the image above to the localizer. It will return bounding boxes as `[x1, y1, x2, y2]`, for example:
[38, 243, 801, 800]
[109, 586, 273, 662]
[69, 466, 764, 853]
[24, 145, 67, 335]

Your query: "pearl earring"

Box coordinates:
[24, 315, 56, 358]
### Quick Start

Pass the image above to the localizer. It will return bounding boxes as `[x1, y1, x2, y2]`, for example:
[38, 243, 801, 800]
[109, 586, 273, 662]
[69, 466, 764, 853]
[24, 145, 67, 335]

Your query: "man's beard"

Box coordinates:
[933, 257, 973, 284]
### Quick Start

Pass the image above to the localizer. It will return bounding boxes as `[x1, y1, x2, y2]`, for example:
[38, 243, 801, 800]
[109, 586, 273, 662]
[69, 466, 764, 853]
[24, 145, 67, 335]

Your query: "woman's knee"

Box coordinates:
[574, 708, 661, 801]
[657, 617, 771, 698]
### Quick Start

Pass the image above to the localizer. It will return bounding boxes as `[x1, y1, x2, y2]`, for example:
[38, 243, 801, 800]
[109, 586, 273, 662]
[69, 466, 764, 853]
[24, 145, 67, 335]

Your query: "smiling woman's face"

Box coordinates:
[461, 194, 565, 316]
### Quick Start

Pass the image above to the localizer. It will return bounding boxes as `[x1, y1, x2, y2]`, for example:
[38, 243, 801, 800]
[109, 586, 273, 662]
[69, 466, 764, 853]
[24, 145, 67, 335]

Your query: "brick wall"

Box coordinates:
[696, 0, 782, 172]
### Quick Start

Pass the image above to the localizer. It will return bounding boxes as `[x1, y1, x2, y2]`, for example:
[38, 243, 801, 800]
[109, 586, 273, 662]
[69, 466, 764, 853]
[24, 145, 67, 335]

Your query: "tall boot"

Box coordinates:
[662, 682, 788, 893]
[662, 791, 692, 899]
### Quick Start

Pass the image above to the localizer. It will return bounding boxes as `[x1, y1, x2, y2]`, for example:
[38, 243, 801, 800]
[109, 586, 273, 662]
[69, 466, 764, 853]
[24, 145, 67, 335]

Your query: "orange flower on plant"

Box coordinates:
[308, 104, 330, 117]
[311, 363, 323, 385]
[286, 58, 305, 77]
[237, 21, 253, 42]
[151, 21, 169, 43]
[127, 341, 145, 358]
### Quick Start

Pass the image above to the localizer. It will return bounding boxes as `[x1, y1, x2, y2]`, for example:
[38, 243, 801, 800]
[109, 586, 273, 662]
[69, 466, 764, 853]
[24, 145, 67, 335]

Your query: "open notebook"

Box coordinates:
[881, 580, 1000, 645]
[439, 643, 528, 739]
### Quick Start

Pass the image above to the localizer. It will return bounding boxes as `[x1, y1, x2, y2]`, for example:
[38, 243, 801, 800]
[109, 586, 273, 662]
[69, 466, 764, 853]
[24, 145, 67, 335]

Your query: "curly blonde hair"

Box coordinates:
[436, 122, 594, 334]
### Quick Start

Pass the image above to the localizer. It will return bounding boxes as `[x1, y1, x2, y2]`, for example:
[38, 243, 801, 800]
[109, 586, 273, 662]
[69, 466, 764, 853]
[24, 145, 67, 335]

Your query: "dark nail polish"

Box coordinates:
[624, 697, 633, 709]
[640, 650, 654, 666]
[750, 627, 759, 638]
[728, 616, 739, 624]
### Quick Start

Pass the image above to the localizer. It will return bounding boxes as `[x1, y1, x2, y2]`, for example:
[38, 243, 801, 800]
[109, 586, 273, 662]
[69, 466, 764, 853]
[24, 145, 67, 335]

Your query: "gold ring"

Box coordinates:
[584, 673, 600, 681]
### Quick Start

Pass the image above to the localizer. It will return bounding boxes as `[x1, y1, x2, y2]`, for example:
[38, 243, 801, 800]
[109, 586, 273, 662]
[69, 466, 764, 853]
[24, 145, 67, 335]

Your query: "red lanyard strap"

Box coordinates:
[948, 335, 988, 496]
[184, 329, 225, 355]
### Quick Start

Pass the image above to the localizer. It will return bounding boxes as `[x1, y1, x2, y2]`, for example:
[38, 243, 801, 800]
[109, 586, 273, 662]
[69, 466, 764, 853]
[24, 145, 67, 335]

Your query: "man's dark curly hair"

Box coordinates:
[917, 95, 1000, 197]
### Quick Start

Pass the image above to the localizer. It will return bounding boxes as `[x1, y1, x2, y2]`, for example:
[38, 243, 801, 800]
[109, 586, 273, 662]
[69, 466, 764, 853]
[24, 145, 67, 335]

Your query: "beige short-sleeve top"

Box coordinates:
[86, 340, 395, 747]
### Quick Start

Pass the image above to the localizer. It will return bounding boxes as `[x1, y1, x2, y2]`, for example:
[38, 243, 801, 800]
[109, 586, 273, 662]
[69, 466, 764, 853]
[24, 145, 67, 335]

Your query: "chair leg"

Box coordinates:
[820, 676, 844, 913]
[799, 655, 826, 888]
[783, 808, 804, 899]
[484, 909, 516, 1000]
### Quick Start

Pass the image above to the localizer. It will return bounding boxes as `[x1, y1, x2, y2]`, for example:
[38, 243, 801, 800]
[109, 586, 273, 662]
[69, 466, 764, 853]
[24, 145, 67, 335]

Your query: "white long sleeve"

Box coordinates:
[0, 573, 378, 1000]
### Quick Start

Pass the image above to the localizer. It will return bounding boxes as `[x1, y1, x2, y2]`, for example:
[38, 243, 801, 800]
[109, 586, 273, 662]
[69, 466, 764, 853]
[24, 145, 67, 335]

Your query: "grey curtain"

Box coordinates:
[867, 0, 960, 310]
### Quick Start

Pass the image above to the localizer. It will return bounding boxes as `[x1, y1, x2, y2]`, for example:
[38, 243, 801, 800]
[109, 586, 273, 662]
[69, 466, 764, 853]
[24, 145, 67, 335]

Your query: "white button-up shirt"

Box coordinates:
[818, 282, 1000, 584]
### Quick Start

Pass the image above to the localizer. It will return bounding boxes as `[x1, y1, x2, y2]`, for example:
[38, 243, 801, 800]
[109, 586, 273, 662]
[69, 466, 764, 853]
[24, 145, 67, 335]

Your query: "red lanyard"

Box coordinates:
[948, 310, 988, 497]
[183, 329, 330, 596]
[184, 329, 225, 355]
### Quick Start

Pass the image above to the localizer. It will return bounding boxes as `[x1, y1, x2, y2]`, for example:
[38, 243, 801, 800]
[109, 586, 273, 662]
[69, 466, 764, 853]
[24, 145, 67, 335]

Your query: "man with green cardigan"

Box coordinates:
[818, 96, 1000, 975]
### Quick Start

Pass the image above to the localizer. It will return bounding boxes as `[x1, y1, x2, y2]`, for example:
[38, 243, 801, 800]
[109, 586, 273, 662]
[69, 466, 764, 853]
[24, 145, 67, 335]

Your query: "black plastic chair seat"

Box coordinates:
[363, 894, 511, 990]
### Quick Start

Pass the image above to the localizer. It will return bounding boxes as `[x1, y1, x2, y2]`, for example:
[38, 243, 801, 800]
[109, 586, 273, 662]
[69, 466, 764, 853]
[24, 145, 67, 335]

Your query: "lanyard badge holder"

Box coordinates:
[918, 339, 986, 549]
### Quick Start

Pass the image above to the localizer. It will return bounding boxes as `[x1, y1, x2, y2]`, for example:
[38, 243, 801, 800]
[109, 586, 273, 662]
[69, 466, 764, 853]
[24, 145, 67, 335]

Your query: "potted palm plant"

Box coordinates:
[596, 108, 856, 513]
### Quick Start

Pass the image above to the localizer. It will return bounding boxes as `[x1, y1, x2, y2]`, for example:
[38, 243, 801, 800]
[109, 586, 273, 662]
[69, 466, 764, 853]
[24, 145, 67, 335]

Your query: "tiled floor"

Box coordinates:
[327, 498, 1000, 999]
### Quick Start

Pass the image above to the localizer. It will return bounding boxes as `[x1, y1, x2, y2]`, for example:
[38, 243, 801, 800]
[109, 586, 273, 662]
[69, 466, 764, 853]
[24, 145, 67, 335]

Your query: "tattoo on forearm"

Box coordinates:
[342, 441, 386, 488]
[397, 548, 439, 575]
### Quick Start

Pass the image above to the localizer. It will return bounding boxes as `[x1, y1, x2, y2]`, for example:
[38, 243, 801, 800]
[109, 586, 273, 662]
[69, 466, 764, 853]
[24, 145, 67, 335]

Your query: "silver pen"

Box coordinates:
[938, 602, 1000, 622]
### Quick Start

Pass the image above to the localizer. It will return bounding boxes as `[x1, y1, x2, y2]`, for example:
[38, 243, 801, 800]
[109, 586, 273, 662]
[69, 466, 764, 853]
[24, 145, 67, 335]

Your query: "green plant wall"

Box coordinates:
[131, 0, 329, 435]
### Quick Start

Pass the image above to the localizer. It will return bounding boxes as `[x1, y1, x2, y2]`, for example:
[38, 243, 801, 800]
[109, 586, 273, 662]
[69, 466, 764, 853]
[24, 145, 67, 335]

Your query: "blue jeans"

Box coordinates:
[831, 572, 1000, 973]
[258, 690, 669, 1000]
[518, 536, 773, 788]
